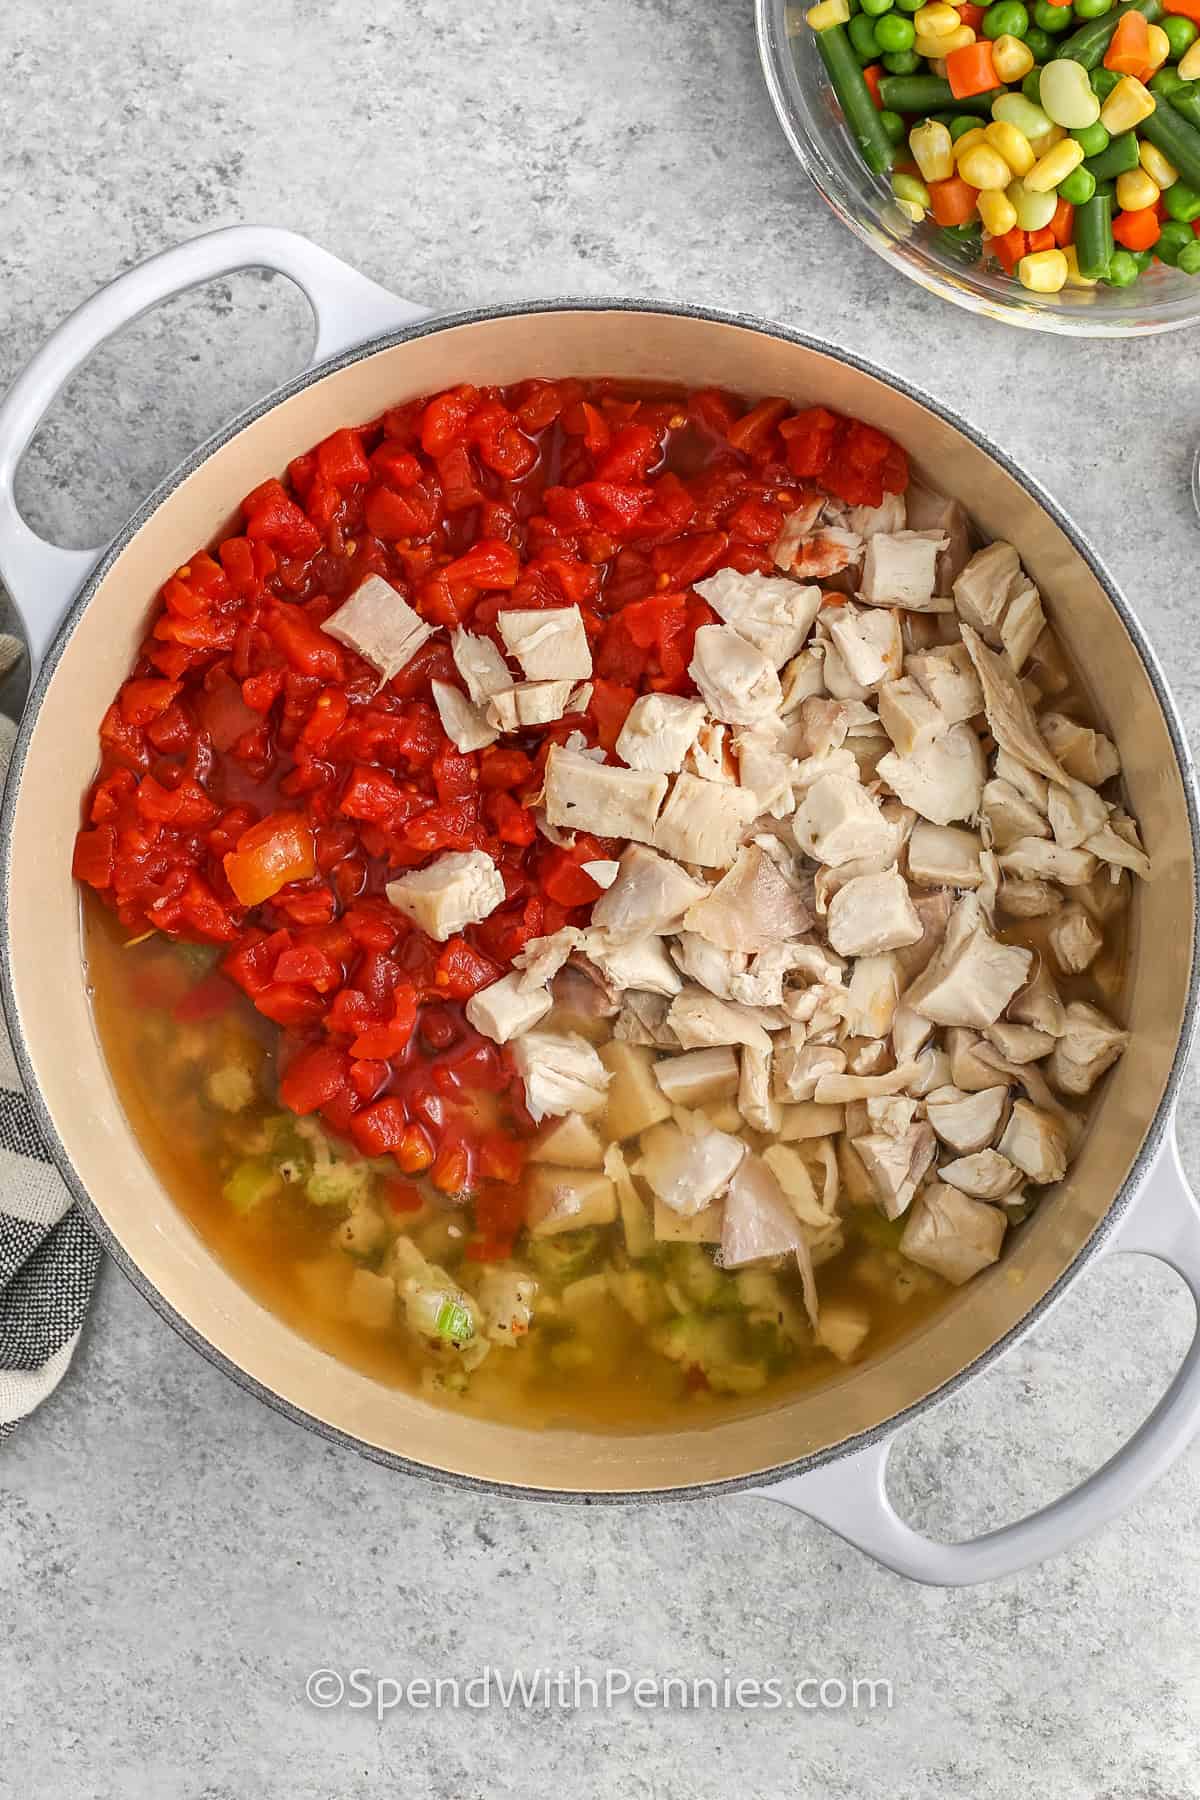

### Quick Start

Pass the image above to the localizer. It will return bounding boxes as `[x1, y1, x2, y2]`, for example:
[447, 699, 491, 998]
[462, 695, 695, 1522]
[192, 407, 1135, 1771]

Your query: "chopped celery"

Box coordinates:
[668, 1243, 739, 1311]
[607, 1267, 671, 1327]
[223, 1157, 282, 1214]
[176, 940, 219, 975]
[707, 1361, 769, 1396]
[651, 1312, 742, 1371]
[434, 1298, 475, 1344]
[528, 1228, 604, 1288]
[306, 1160, 373, 1209]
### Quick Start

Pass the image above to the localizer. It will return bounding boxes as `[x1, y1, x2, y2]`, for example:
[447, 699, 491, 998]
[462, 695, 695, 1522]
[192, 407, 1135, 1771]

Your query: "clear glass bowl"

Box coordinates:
[756, 0, 1200, 334]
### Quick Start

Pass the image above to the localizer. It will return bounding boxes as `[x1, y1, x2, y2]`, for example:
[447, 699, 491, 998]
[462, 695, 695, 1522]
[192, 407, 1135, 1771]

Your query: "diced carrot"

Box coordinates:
[1164, 0, 1200, 22]
[989, 225, 1028, 272]
[1050, 197, 1075, 247]
[863, 63, 884, 108]
[945, 39, 999, 98]
[1105, 8, 1150, 71]
[929, 175, 979, 227]
[1026, 225, 1057, 253]
[1113, 207, 1162, 250]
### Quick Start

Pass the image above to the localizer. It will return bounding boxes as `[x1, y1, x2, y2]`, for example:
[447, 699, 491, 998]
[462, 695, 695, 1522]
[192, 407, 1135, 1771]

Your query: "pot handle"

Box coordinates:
[0, 226, 430, 673]
[752, 1123, 1200, 1585]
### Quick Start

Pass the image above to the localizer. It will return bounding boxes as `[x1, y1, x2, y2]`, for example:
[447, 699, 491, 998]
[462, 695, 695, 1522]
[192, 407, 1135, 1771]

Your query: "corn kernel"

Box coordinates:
[1145, 23, 1171, 73]
[910, 120, 955, 183]
[1099, 76, 1156, 135]
[1026, 123, 1067, 159]
[1116, 167, 1160, 211]
[895, 198, 927, 223]
[1038, 58, 1101, 130]
[953, 126, 988, 161]
[991, 34, 1035, 82]
[958, 143, 1013, 190]
[1018, 248, 1069, 293]
[985, 120, 1036, 177]
[915, 24, 975, 54]
[1007, 177, 1058, 230]
[1025, 137, 1084, 192]
[978, 188, 1018, 235]
[1062, 245, 1099, 289]
[913, 2, 961, 33]
[806, 0, 850, 26]
[1139, 139, 1178, 189]
[1180, 39, 1200, 79]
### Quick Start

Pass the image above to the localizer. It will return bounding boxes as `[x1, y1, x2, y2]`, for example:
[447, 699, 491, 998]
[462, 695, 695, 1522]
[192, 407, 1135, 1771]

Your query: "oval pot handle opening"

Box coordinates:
[0, 226, 430, 675]
[752, 1124, 1200, 1586]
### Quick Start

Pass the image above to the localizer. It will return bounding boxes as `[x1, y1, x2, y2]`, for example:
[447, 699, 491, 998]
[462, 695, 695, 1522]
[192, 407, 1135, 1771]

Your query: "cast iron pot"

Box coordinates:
[3, 227, 1200, 1585]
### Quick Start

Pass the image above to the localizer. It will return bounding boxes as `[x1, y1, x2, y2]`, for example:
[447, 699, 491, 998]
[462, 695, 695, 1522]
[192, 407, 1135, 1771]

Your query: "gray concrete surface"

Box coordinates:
[3, 1, 1200, 1794]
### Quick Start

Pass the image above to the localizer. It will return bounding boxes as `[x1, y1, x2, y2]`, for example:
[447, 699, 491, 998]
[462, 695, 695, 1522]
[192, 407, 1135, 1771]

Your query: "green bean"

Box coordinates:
[1052, 0, 1162, 66]
[1103, 248, 1139, 286]
[879, 73, 1003, 112]
[1140, 101, 1200, 191]
[1083, 130, 1140, 180]
[1178, 239, 1200, 274]
[1169, 85, 1200, 135]
[1075, 188, 1114, 278]
[817, 24, 899, 174]
[1155, 219, 1195, 264]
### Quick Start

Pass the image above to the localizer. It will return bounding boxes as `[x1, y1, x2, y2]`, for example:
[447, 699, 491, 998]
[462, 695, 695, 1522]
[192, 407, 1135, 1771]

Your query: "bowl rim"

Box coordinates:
[755, 0, 1200, 338]
[5, 294, 1199, 1500]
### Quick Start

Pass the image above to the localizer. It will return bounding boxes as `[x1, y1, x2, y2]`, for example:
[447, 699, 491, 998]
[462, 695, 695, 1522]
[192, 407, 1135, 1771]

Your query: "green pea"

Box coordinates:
[894, 0, 923, 13]
[1090, 66, 1120, 98]
[1072, 0, 1112, 16]
[1022, 69, 1045, 102]
[1130, 249, 1155, 274]
[861, 0, 895, 17]
[849, 12, 881, 56]
[1103, 248, 1140, 286]
[1032, 0, 1073, 30]
[879, 107, 908, 144]
[875, 11, 916, 49]
[1023, 24, 1054, 57]
[1162, 14, 1198, 58]
[882, 46, 921, 67]
[1070, 119, 1109, 155]
[1058, 165, 1096, 203]
[1149, 67, 1186, 97]
[1178, 239, 1200, 274]
[1165, 180, 1200, 222]
[983, 0, 1030, 35]
[950, 113, 983, 137]
[931, 110, 958, 125]
[1155, 219, 1194, 264]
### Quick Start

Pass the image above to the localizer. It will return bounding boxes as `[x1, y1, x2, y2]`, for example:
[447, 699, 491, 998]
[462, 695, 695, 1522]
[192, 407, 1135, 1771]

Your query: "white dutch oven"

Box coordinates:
[3, 227, 1200, 1585]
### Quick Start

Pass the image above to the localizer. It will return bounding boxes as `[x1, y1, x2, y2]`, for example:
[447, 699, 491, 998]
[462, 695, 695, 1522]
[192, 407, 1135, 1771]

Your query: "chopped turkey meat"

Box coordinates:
[668, 988, 775, 1056]
[385, 850, 504, 942]
[878, 676, 946, 757]
[721, 1153, 817, 1311]
[688, 624, 783, 725]
[653, 772, 760, 868]
[998, 839, 1097, 886]
[996, 1099, 1068, 1183]
[694, 567, 823, 668]
[451, 627, 512, 706]
[544, 745, 666, 844]
[581, 930, 682, 998]
[320, 575, 434, 683]
[904, 484, 972, 593]
[1048, 903, 1103, 975]
[615, 693, 706, 773]
[636, 1120, 745, 1217]
[792, 772, 895, 868]
[860, 530, 951, 610]
[465, 973, 554, 1044]
[854, 1121, 937, 1218]
[430, 679, 498, 753]
[926, 1083, 1009, 1154]
[486, 680, 576, 730]
[907, 897, 1032, 1028]
[953, 542, 1024, 645]
[1046, 1001, 1129, 1096]
[682, 845, 811, 953]
[900, 1182, 1006, 1285]
[497, 606, 592, 681]
[938, 1148, 1023, 1200]
[510, 1031, 611, 1123]
[907, 821, 983, 889]
[826, 604, 903, 692]
[1039, 712, 1121, 785]
[877, 722, 986, 826]
[905, 642, 984, 726]
[826, 867, 922, 957]
[591, 843, 709, 940]
[959, 626, 1068, 787]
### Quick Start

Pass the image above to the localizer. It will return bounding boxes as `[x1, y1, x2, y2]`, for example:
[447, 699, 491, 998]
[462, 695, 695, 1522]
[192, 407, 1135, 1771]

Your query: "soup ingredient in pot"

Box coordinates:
[804, 0, 1200, 293]
[76, 378, 1143, 1428]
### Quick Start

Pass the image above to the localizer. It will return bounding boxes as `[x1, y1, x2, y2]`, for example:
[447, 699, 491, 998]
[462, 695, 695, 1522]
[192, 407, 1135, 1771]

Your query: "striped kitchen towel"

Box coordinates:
[0, 713, 101, 1438]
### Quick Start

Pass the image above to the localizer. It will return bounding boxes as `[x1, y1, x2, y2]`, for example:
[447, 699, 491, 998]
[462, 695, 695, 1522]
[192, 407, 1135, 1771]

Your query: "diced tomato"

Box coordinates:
[279, 1042, 351, 1114]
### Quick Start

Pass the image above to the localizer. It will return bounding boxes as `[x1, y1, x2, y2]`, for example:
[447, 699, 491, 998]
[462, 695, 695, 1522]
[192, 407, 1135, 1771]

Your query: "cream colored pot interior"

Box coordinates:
[7, 309, 1193, 1492]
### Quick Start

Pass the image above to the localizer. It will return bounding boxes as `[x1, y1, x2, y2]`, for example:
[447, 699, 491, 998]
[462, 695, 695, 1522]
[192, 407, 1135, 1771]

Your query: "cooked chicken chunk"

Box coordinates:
[1046, 1001, 1129, 1096]
[907, 822, 983, 890]
[544, 745, 666, 844]
[688, 624, 784, 727]
[451, 627, 512, 705]
[615, 693, 706, 773]
[1039, 712, 1121, 785]
[877, 722, 986, 827]
[582, 930, 682, 998]
[694, 567, 823, 667]
[904, 483, 971, 593]
[682, 845, 811, 953]
[906, 642, 984, 725]
[1000, 584, 1045, 670]
[653, 772, 760, 868]
[668, 988, 775, 1056]
[953, 542, 1024, 644]
[826, 867, 922, 958]
[878, 676, 946, 756]
[827, 604, 904, 692]
[320, 575, 434, 682]
[431, 679, 498, 753]
[926, 1083, 1009, 1154]
[908, 898, 1032, 1029]
[636, 1120, 745, 1216]
[510, 1031, 611, 1123]
[859, 530, 950, 611]
[721, 1154, 814, 1297]
[937, 1148, 1023, 1199]
[486, 680, 577, 730]
[385, 850, 504, 942]
[738, 1043, 782, 1134]
[900, 1182, 1007, 1285]
[1047, 779, 1108, 852]
[1048, 903, 1103, 975]
[998, 839, 1097, 887]
[465, 973, 554, 1044]
[854, 1120, 936, 1218]
[996, 1099, 1069, 1183]
[591, 843, 709, 940]
[497, 606, 592, 680]
[792, 772, 896, 868]
[959, 626, 1067, 787]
